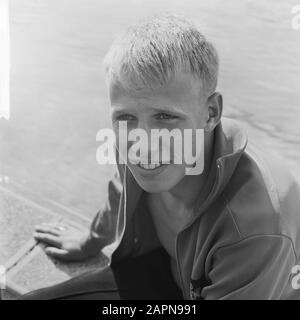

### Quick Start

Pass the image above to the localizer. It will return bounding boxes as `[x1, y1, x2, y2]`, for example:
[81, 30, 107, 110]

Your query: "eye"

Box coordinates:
[155, 113, 179, 121]
[114, 114, 137, 122]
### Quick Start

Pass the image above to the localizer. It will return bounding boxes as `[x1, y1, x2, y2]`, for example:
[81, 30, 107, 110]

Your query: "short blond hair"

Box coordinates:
[103, 13, 219, 96]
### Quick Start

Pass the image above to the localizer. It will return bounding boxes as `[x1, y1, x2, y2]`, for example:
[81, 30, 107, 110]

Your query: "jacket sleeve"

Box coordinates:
[87, 165, 125, 250]
[201, 235, 296, 300]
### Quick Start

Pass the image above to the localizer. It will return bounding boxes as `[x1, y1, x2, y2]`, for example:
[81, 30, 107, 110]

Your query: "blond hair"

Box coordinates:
[103, 13, 219, 96]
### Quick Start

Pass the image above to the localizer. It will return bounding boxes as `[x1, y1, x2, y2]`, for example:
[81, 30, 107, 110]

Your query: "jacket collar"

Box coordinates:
[209, 117, 248, 200]
[116, 117, 248, 224]
[190, 117, 248, 222]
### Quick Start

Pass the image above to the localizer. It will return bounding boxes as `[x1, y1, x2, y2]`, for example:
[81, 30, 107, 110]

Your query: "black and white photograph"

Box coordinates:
[0, 0, 300, 303]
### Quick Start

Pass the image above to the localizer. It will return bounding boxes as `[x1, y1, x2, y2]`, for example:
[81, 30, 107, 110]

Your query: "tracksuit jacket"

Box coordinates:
[89, 117, 300, 300]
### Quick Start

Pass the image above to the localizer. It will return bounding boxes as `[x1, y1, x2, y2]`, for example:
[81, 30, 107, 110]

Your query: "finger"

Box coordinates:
[56, 226, 68, 232]
[34, 225, 61, 236]
[45, 247, 68, 259]
[33, 232, 62, 248]
[40, 222, 68, 231]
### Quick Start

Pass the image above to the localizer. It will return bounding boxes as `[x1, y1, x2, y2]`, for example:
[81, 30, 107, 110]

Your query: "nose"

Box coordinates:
[137, 120, 153, 163]
[127, 120, 161, 164]
[136, 118, 151, 133]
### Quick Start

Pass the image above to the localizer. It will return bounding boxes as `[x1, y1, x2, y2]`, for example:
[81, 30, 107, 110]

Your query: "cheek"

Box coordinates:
[189, 106, 208, 129]
[168, 129, 204, 165]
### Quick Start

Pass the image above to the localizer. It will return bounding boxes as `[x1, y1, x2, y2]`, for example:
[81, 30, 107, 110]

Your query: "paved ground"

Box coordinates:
[0, 186, 110, 299]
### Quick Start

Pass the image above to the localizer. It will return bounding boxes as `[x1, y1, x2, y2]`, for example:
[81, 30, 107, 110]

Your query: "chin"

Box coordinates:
[128, 164, 185, 193]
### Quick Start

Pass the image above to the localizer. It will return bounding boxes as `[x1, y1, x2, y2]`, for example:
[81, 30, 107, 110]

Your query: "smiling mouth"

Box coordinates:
[136, 161, 172, 171]
[137, 162, 163, 170]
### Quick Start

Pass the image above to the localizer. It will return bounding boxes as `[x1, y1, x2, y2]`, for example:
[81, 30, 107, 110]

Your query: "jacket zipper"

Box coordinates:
[175, 160, 222, 299]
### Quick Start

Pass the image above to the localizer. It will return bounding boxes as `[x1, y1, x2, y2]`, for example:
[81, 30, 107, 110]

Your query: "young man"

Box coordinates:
[25, 14, 300, 300]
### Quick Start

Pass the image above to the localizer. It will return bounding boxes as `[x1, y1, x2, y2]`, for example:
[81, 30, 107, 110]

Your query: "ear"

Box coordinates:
[204, 92, 223, 132]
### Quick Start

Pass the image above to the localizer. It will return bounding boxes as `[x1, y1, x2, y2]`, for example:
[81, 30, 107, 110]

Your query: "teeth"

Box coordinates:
[138, 163, 162, 170]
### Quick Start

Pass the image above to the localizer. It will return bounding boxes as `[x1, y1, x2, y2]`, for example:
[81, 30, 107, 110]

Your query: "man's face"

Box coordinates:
[109, 72, 209, 193]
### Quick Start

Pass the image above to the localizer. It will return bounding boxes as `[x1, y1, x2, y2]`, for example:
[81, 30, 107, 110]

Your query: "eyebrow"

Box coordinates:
[111, 105, 187, 117]
[150, 106, 187, 116]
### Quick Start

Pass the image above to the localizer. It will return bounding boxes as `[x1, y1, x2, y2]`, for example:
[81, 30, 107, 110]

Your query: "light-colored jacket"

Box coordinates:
[89, 118, 300, 300]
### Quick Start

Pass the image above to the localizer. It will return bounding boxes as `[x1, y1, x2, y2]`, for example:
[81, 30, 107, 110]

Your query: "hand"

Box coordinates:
[33, 222, 97, 261]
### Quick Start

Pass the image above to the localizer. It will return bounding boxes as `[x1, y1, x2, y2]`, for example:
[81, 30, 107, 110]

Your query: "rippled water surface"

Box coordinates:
[0, 0, 299, 217]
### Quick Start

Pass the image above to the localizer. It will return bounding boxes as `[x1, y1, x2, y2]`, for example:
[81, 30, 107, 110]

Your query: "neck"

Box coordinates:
[160, 131, 216, 211]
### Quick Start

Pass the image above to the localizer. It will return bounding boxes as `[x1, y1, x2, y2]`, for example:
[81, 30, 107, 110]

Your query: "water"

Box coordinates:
[0, 0, 299, 218]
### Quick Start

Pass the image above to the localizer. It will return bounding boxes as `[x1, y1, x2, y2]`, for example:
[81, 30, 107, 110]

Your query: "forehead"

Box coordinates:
[109, 72, 205, 110]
